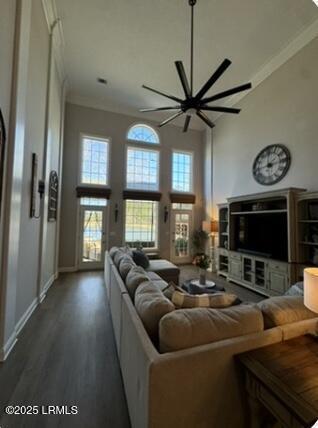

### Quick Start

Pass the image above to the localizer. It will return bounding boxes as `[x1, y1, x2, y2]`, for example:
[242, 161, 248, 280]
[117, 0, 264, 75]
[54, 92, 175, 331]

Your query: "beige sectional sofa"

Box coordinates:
[105, 249, 318, 428]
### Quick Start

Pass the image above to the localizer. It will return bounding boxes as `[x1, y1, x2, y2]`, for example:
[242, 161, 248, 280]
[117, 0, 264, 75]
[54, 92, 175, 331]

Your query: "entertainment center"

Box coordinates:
[217, 188, 318, 296]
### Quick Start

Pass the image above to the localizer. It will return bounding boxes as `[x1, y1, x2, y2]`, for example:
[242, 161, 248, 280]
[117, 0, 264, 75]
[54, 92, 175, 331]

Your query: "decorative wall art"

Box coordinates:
[48, 170, 58, 221]
[0, 109, 6, 214]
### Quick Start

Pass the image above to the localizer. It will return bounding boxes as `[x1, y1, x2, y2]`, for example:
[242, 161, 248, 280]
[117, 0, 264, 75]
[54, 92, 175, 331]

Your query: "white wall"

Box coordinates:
[0, 0, 65, 360]
[15, 0, 50, 323]
[212, 37, 318, 216]
[59, 103, 205, 268]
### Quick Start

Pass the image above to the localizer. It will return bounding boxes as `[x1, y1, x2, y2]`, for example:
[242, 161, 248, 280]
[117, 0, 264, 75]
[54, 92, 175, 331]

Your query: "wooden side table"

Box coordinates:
[238, 335, 318, 428]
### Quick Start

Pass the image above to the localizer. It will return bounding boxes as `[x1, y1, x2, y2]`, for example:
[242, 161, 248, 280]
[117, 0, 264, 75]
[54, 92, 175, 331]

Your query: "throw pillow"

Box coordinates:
[119, 256, 136, 280]
[125, 266, 149, 300]
[162, 281, 185, 300]
[132, 250, 150, 269]
[135, 280, 175, 343]
[171, 290, 240, 309]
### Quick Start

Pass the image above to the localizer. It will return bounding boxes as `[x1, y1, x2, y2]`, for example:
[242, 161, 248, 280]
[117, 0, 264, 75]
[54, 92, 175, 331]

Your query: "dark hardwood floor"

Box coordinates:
[0, 271, 131, 428]
[180, 265, 265, 303]
[0, 265, 263, 428]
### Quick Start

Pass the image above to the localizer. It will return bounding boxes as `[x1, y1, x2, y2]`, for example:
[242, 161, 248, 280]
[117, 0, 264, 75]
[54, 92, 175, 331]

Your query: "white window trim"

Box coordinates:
[126, 122, 160, 146]
[171, 148, 194, 193]
[123, 199, 160, 252]
[125, 145, 160, 192]
[78, 133, 111, 188]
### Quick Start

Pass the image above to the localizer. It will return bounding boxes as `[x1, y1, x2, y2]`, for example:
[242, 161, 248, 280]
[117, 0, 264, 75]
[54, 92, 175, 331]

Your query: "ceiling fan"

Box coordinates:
[140, 0, 252, 132]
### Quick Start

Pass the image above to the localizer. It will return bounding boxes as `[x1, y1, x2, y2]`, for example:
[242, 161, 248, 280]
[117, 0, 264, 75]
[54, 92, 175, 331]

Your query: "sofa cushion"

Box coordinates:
[159, 304, 264, 352]
[171, 290, 239, 309]
[135, 280, 175, 343]
[125, 266, 149, 300]
[258, 296, 316, 328]
[113, 250, 126, 267]
[133, 250, 150, 269]
[146, 271, 162, 281]
[145, 271, 167, 292]
[109, 246, 119, 259]
[119, 256, 136, 280]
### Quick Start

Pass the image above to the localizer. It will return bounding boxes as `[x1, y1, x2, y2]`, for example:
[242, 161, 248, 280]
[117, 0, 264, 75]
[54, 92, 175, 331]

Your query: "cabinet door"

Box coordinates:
[268, 270, 288, 295]
[229, 258, 242, 280]
[254, 259, 267, 291]
[242, 256, 254, 284]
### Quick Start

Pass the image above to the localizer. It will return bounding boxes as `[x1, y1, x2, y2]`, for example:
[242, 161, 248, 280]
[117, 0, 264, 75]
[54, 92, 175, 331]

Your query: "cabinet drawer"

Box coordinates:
[229, 252, 242, 261]
[268, 261, 289, 273]
[218, 248, 228, 257]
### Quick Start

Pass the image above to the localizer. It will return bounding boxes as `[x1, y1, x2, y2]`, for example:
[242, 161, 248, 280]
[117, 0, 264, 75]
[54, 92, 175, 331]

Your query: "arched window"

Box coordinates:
[127, 124, 159, 144]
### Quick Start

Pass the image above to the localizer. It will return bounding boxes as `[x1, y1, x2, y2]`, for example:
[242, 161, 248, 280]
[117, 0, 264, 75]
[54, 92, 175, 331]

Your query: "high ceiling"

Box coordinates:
[56, 0, 318, 129]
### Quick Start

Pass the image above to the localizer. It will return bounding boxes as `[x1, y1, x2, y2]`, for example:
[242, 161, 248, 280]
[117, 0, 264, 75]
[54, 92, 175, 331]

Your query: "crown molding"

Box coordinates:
[41, 0, 66, 82]
[216, 17, 318, 119]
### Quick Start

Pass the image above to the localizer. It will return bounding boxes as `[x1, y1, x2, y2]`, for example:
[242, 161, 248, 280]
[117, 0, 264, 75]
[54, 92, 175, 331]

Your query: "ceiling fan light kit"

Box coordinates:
[140, 0, 252, 132]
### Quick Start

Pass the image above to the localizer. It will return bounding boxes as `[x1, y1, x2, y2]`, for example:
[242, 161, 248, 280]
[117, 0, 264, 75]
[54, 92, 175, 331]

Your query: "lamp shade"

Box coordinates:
[304, 268, 318, 313]
[202, 221, 211, 234]
[211, 220, 219, 234]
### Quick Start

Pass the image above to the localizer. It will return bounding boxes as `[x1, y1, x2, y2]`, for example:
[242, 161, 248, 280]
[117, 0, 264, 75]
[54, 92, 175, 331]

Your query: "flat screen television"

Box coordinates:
[233, 212, 288, 261]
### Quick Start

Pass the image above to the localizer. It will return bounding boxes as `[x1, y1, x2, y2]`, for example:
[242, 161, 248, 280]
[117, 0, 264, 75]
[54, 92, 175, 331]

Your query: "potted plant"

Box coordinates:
[191, 229, 209, 255]
[192, 253, 211, 285]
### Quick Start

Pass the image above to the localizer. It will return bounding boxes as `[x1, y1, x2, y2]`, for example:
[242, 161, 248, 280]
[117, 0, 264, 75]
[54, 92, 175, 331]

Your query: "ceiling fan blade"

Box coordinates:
[175, 61, 191, 98]
[195, 58, 232, 101]
[183, 115, 191, 133]
[158, 111, 184, 128]
[203, 82, 252, 104]
[200, 106, 241, 114]
[140, 106, 181, 112]
[142, 85, 182, 103]
[197, 110, 215, 128]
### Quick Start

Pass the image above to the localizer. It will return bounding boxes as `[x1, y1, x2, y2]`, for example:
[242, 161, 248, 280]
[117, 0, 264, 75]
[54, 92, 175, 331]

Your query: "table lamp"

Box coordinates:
[304, 268, 318, 313]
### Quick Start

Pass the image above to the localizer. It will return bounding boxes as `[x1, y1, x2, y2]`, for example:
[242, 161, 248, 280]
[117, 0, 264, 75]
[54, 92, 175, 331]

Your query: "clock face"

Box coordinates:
[253, 144, 291, 186]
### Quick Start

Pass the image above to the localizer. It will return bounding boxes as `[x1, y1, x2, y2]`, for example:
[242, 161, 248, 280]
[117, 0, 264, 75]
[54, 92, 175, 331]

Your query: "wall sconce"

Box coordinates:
[114, 203, 119, 222]
[164, 206, 169, 223]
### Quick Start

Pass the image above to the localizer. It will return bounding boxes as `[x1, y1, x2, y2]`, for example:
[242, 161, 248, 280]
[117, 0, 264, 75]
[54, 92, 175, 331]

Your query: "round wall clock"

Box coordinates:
[252, 144, 291, 186]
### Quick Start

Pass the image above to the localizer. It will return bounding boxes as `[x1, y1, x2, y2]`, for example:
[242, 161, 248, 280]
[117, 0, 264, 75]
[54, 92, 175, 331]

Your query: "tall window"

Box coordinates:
[126, 147, 159, 191]
[81, 136, 109, 186]
[172, 150, 193, 192]
[125, 200, 158, 249]
[127, 124, 159, 144]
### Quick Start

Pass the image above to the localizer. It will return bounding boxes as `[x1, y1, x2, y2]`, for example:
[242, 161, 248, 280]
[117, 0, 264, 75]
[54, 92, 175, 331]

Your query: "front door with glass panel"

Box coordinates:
[78, 203, 107, 269]
[171, 208, 193, 264]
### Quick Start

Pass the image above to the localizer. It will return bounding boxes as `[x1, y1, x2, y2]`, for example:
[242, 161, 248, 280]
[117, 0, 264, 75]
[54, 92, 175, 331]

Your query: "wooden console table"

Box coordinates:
[238, 335, 318, 428]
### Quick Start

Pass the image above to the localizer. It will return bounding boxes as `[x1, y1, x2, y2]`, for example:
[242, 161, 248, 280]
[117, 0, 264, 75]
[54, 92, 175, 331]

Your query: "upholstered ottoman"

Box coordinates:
[146, 259, 180, 284]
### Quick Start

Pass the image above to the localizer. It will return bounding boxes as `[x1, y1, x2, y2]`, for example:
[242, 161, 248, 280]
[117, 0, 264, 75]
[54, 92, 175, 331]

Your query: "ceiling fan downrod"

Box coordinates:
[189, 0, 196, 95]
[140, 0, 252, 132]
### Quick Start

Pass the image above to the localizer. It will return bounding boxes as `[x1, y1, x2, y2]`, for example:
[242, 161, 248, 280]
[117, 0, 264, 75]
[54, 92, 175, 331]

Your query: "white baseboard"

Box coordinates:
[0, 331, 18, 362]
[15, 297, 38, 336]
[0, 272, 59, 361]
[39, 272, 57, 303]
[59, 266, 77, 273]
